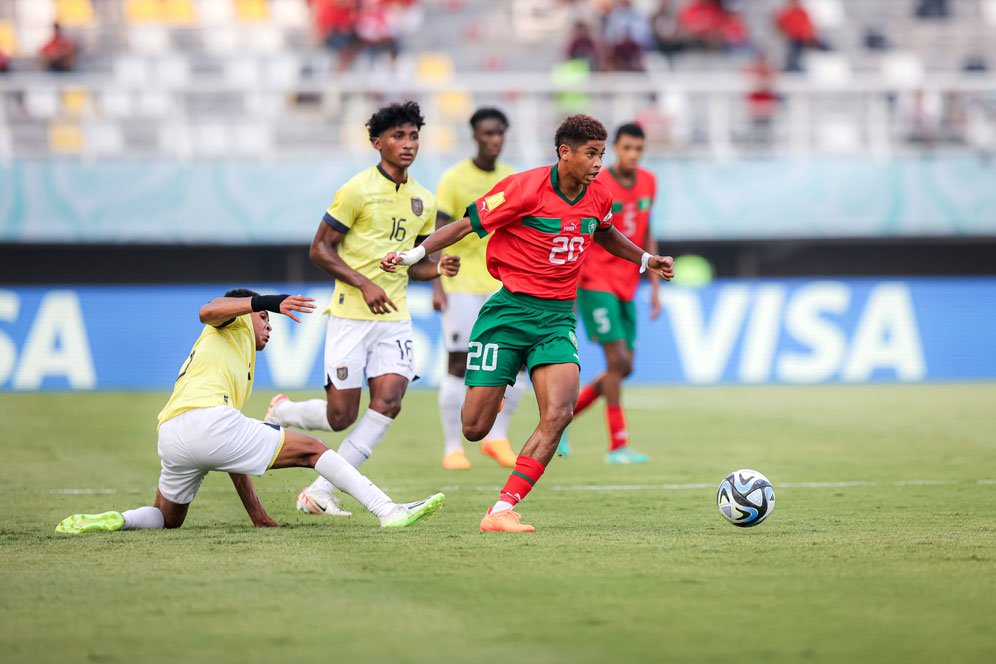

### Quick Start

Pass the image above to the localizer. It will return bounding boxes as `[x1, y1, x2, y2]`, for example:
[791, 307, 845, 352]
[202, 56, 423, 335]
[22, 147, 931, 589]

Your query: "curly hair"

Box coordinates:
[614, 122, 645, 143]
[469, 107, 509, 130]
[366, 101, 425, 141]
[225, 288, 260, 299]
[554, 114, 608, 153]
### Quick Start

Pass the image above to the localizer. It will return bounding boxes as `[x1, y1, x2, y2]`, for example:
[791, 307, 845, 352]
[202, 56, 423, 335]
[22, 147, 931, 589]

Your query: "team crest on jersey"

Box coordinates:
[483, 192, 506, 212]
[336, 366, 348, 381]
[410, 197, 424, 216]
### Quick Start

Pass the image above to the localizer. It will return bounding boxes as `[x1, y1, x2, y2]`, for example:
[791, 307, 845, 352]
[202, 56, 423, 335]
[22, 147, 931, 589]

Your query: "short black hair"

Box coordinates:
[225, 288, 259, 299]
[614, 122, 645, 143]
[470, 107, 509, 130]
[554, 114, 608, 153]
[366, 101, 425, 141]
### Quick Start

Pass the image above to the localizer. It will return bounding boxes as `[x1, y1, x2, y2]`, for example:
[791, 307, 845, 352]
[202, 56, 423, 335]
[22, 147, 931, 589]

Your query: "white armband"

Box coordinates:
[639, 252, 652, 274]
[398, 245, 426, 265]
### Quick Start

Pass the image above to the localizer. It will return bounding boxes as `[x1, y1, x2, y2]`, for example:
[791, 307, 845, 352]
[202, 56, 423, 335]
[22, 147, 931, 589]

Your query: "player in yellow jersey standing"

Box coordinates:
[55, 289, 445, 534]
[433, 108, 528, 470]
[265, 101, 460, 517]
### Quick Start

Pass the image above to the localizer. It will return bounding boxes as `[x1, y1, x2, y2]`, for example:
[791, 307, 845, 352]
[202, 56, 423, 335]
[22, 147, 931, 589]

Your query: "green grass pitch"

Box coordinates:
[1, 385, 995, 663]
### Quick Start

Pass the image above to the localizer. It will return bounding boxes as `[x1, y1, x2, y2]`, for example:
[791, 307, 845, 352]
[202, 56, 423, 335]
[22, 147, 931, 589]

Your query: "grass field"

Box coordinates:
[1, 385, 995, 663]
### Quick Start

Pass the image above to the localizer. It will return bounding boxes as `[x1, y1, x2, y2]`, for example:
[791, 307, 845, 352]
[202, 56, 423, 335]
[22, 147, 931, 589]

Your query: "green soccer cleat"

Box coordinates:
[380, 493, 445, 528]
[55, 511, 125, 534]
[605, 447, 649, 465]
[556, 431, 571, 458]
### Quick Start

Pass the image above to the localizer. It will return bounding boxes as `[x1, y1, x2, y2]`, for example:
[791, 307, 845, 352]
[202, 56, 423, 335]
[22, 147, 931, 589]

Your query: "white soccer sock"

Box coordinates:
[121, 506, 165, 530]
[439, 373, 467, 455]
[273, 398, 333, 432]
[487, 370, 528, 440]
[491, 500, 515, 514]
[314, 450, 395, 518]
[337, 408, 394, 468]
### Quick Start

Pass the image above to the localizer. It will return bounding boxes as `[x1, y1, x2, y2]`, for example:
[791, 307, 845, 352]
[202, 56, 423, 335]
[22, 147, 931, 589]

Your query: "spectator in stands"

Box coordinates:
[566, 20, 602, 71]
[744, 52, 780, 146]
[677, 0, 748, 52]
[38, 22, 77, 73]
[603, 0, 653, 71]
[355, 0, 401, 64]
[0, 46, 9, 74]
[314, 0, 359, 70]
[651, 0, 684, 65]
[774, 0, 829, 72]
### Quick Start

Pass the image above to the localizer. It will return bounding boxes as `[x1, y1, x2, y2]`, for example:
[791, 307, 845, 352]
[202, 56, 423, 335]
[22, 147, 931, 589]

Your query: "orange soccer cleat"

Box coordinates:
[480, 438, 516, 468]
[442, 450, 472, 470]
[479, 508, 535, 533]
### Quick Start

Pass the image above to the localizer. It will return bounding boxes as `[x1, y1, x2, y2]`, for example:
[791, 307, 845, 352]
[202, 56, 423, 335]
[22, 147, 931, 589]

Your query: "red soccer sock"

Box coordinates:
[574, 383, 599, 416]
[498, 456, 546, 507]
[606, 405, 629, 451]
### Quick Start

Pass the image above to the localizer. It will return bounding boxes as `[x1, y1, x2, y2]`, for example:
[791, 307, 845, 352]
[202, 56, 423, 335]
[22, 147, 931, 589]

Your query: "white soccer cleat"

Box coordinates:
[264, 394, 289, 424]
[296, 487, 352, 517]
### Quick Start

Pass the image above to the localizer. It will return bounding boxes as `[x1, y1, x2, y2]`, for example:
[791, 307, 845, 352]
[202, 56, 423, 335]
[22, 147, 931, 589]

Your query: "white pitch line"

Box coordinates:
[49, 479, 994, 495]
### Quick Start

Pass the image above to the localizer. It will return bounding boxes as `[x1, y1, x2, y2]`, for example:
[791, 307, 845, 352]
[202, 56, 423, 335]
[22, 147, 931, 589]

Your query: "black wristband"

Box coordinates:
[251, 294, 289, 314]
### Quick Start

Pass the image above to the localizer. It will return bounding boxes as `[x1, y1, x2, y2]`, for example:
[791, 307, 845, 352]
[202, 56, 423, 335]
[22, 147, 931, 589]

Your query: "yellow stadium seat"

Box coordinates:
[235, 0, 268, 22]
[416, 52, 455, 84]
[61, 88, 90, 117]
[125, 0, 162, 23]
[436, 90, 473, 120]
[0, 22, 17, 57]
[56, 0, 94, 26]
[163, 0, 196, 25]
[425, 124, 456, 153]
[49, 121, 84, 153]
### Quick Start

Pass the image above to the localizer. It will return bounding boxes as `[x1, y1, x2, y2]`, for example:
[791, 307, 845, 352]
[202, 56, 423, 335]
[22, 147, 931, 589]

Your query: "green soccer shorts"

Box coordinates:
[577, 288, 637, 350]
[464, 288, 580, 387]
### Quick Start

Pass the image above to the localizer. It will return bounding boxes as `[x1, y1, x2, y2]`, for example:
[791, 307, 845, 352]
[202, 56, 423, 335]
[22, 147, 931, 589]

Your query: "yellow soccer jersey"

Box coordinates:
[324, 165, 437, 320]
[157, 314, 256, 427]
[435, 159, 515, 295]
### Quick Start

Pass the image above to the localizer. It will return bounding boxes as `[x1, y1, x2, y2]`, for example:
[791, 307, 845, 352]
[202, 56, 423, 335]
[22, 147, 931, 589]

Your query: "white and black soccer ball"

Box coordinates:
[717, 469, 775, 527]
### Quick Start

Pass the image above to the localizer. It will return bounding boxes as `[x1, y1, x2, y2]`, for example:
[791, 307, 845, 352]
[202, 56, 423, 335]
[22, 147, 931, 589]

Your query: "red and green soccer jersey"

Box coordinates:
[579, 166, 656, 301]
[466, 165, 615, 301]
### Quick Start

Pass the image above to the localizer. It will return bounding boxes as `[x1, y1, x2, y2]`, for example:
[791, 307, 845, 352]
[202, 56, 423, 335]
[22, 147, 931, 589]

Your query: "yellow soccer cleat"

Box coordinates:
[442, 450, 472, 470]
[480, 438, 516, 468]
[55, 511, 125, 534]
[480, 508, 535, 533]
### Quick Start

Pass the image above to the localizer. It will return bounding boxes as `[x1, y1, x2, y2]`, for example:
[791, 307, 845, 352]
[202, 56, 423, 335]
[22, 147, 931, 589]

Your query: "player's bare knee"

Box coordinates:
[327, 409, 356, 431]
[448, 353, 468, 378]
[463, 418, 489, 441]
[543, 403, 574, 432]
[370, 398, 402, 419]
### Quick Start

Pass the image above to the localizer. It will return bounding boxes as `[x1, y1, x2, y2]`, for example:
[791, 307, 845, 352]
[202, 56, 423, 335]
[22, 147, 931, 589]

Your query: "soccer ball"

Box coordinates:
[717, 469, 775, 527]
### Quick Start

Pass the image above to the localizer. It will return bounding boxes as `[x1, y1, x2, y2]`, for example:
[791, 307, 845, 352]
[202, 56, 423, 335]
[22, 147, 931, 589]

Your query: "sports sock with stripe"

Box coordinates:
[574, 383, 599, 416]
[606, 405, 628, 451]
[492, 455, 546, 513]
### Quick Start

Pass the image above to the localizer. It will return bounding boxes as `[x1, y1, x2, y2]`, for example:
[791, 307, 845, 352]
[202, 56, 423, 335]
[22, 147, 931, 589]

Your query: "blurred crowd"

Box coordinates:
[310, 0, 423, 71]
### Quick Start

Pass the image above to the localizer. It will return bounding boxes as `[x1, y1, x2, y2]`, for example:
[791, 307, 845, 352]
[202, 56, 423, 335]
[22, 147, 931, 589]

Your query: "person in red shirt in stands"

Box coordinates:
[677, 0, 724, 48]
[0, 46, 9, 73]
[38, 22, 77, 72]
[775, 0, 829, 71]
[313, 0, 359, 70]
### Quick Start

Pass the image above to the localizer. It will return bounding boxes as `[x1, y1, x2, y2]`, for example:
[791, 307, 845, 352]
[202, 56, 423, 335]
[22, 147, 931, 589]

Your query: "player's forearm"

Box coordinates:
[595, 227, 647, 264]
[199, 297, 253, 326]
[310, 243, 371, 289]
[229, 473, 270, 524]
[418, 217, 473, 256]
[644, 231, 661, 287]
[408, 258, 441, 281]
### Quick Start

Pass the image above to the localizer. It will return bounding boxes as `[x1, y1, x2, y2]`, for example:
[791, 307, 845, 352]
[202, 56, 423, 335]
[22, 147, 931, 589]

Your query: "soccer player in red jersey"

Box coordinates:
[571, 122, 661, 464]
[382, 115, 675, 532]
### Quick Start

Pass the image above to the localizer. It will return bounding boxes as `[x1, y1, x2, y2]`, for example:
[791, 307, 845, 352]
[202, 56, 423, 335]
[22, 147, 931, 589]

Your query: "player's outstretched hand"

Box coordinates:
[648, 255, 675, 281]
[381, 252, 403, 273]
[360, 281, 398, 315]
[439, 254, 461, 277]
[253, 515, 279, 528]
[280, 295, 317, 323]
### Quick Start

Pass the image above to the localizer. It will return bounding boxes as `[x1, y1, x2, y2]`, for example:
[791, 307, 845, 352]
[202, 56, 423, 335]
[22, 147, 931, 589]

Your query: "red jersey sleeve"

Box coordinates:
[594, 184, 615, 232]
[467, 175, 524, 237]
